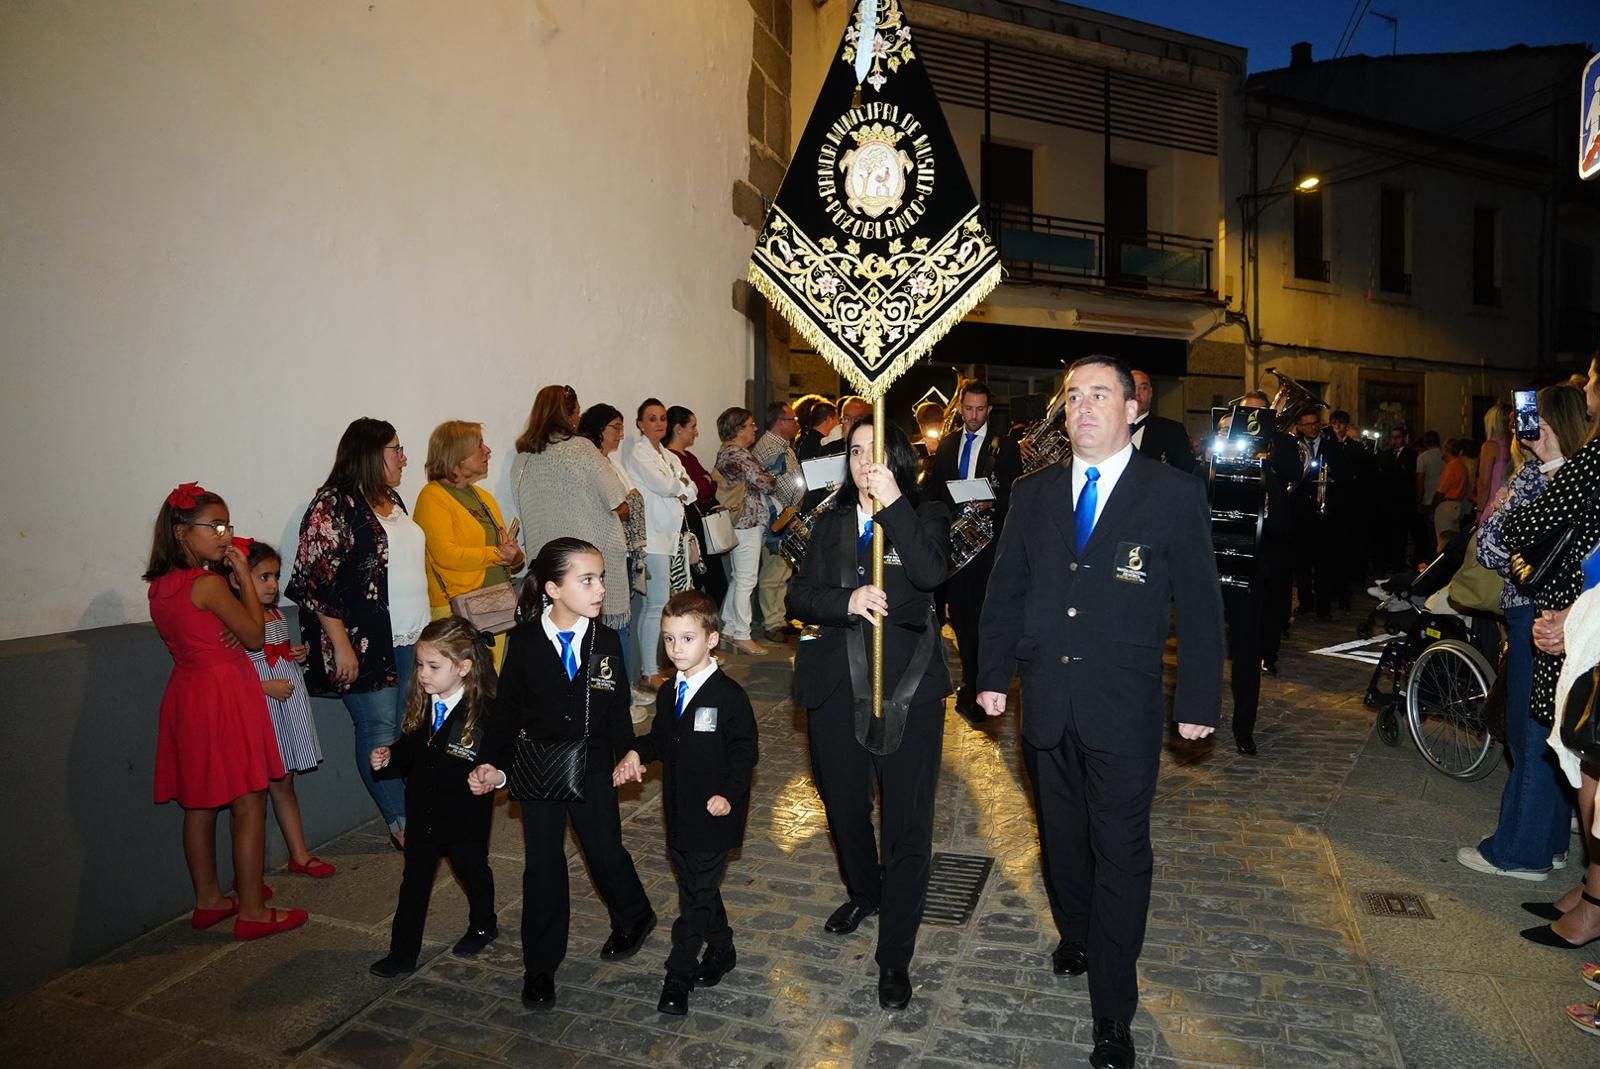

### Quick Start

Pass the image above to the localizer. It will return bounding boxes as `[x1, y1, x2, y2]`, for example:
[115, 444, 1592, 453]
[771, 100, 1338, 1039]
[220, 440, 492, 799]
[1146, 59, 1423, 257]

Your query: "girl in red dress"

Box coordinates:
[145, 482, 309, 940]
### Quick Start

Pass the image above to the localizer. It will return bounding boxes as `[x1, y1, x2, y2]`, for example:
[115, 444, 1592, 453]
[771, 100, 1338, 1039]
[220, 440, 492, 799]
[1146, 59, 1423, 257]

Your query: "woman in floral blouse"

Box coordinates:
[287, 418, 431, 847]
[715, 406, 777, 655]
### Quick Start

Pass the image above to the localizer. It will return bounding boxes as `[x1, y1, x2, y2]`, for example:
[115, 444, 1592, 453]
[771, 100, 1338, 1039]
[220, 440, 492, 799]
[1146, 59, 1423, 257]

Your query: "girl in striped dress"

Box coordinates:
[235, 540, 336, 878]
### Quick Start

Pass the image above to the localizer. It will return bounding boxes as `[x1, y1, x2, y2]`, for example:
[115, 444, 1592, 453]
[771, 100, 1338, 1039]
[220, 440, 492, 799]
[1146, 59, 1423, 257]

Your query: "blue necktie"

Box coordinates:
[675, 679, 688, 719]
[1075, 466, 1100, 557]
[557, 630, 578, 681]
[432, 700, 449, 733]
[857, 518, 875, 558]
[959, 432, 976, 478]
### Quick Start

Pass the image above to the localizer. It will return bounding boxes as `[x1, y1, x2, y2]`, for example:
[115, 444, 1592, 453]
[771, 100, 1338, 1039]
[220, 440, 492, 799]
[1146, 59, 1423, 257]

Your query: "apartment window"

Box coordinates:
[982, 140, 1033, 216]
[1293, 172, 1328, 281]
[1472, 205, 1501, 307]
[1378, 186, 1411, 295]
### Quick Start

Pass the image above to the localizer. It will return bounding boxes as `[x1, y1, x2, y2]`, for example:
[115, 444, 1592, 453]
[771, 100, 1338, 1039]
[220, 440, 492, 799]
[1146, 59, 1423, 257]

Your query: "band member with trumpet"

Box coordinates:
[978, 355, 1223, 1069]
[786, 417, 951, 1012]
[930, 382, 1022, 726]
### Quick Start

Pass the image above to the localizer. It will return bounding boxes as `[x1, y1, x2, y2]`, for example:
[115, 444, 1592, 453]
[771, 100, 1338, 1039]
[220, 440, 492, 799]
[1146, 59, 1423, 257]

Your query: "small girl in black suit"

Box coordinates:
[470, 538, 655, 1010]
[368, 616, 501, 977]
[614, 590, 760, 1016]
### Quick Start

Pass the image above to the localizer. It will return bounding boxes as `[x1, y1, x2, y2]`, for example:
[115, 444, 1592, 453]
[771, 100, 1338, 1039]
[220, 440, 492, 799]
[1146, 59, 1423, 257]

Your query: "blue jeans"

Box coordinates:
[633, 552, 671, 680]
[1481, 604, 1572, 870]
[341, 644, 413, 832]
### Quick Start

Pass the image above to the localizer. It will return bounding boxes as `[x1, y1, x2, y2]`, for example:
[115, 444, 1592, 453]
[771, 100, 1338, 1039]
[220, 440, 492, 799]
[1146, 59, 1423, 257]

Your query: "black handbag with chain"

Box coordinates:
[1508, 525, 1576, 598]
[1560, 662, 1600, 764]
[507, 629, 591, 803]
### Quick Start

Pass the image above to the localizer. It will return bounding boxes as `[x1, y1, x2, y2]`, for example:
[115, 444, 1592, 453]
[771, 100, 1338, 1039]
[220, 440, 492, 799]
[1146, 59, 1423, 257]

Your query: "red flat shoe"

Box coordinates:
[191, 897, 239, 930]
[287, 857, 336, 878]
[234, 908, 309, 941]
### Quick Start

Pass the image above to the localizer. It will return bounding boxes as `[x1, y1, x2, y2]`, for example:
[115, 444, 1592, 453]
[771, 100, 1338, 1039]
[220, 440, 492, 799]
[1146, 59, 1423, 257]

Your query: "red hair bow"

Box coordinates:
[232, 536, 255, 553]
[167, 481, 205, 509]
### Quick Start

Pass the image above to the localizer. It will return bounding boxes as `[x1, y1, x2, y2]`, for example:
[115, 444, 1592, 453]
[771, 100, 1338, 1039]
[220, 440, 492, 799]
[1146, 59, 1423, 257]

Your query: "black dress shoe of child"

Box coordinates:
[693, 946, 737, 987]
[657, 975, 691, 1016]
[521, 972, 556, 1008]
[452, 921, 498, 957]
[368, 955, 415, 979]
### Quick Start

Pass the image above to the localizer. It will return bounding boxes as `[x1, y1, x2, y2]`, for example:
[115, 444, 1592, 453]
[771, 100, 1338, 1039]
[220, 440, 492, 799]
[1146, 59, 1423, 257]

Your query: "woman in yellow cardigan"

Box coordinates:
[414, 420, 525, 669]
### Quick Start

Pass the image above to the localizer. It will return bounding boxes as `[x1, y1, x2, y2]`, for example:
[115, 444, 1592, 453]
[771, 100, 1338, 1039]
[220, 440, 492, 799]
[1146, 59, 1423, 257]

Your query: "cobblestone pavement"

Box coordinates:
[4, 613, 1592, 1067]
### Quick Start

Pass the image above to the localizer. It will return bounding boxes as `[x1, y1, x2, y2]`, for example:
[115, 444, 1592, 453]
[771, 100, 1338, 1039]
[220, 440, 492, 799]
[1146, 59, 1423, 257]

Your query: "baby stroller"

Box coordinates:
[1362, 529, 1503, 779]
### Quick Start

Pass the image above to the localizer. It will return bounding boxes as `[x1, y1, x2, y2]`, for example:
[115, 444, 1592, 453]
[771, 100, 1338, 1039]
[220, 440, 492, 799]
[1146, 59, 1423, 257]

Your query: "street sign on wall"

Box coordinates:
[1583, 51, 1600, 180]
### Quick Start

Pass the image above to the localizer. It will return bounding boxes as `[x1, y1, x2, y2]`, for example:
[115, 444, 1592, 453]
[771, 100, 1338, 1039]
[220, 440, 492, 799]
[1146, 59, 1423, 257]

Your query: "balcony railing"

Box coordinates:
[985, 205, 1214, 295]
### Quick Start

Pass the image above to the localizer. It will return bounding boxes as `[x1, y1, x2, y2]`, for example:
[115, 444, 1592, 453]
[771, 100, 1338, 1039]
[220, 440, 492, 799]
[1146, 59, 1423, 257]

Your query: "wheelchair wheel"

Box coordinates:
[1378, 705, 1400, 746]
[1404, 639, 1500, 780]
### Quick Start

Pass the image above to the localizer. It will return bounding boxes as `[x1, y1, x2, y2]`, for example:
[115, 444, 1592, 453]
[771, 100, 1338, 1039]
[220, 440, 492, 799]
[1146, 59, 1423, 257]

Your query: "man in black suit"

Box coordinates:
[1130, 368, 1197, 474]
[1289, 407, 1343, 618]
[977, 355, 1224, 1069]
[931, 381, 1023, 727]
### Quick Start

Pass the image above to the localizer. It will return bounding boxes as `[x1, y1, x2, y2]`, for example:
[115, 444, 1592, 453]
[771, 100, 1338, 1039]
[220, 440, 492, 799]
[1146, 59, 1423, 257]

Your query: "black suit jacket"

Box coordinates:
[931, 422, 1023, 529]
[1134, 414, 1197, 474]
[977, 451, 1224, 755]
[787, 495, 953, 710]
[379, 699, 499, 844]
[633, 668, 759, 851]
[491, 621, 635, 767]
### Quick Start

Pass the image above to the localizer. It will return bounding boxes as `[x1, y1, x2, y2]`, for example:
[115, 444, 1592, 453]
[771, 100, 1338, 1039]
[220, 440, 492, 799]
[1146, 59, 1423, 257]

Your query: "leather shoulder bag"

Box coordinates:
[1508, 525, 1576, 599]
[507, 629, 591, 802]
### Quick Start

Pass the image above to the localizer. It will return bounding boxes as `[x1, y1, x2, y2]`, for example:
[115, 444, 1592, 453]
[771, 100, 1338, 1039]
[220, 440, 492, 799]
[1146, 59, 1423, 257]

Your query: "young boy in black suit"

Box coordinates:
[613, 590, 759, 1016]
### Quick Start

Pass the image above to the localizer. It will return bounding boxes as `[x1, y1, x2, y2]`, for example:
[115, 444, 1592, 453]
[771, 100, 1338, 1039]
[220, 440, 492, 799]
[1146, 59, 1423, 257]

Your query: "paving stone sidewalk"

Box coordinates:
[4, 613, 1593, 1067]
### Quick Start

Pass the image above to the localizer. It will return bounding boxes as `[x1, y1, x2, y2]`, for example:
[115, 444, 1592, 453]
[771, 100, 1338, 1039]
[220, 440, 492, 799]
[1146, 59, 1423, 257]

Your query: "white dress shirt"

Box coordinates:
[1070, 442, 1135, 529]
[672, 659, 719, 714]
[956, 422, 989, 479]
[1130, 415, 1148, 450]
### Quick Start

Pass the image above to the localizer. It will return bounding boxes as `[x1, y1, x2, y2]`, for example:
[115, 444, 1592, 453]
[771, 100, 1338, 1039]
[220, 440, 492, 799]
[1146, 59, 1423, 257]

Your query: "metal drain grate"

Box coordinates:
[923, 852, 994, 926]
[1361, 891, 1434, 920]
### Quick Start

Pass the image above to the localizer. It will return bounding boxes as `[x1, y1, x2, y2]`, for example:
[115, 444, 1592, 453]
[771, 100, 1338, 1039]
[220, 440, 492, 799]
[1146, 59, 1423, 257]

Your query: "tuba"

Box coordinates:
[1267, 366, 1330, 515]
[1019, 378, 1072, 475]
[937, 377, 1000, 575]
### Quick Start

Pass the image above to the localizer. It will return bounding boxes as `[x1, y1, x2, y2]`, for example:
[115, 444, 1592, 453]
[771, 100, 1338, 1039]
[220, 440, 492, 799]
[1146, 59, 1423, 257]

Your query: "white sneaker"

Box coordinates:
[1455, 845, 1550, 882]
[1552, 851, 1568, 870]
[630, 687, 655, 707]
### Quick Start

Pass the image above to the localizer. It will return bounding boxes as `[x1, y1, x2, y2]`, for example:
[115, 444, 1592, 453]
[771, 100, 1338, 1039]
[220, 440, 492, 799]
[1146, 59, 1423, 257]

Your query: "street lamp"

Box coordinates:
[1294, 174, 1322, 191]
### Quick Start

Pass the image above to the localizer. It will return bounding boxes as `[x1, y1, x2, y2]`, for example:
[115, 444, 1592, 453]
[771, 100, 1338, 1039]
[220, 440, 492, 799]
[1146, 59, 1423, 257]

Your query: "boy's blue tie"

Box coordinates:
[1075, 466, 1100, 557]
[675, 679, 688, 719]
[959, 431, 976, 478]
[557, 630, 578, 681]
[432, 700, 448, 733]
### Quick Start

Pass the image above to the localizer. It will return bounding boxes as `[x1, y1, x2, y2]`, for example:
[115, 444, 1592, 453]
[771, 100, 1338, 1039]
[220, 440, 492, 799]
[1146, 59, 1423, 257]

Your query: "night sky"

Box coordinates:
[1077, 0, 1598, 73]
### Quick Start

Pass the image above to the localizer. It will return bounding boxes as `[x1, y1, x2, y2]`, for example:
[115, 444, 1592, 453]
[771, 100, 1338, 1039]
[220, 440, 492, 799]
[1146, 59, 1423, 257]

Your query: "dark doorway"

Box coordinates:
[982, 140, 1033, 215]
[1105, 163, 1148, 287]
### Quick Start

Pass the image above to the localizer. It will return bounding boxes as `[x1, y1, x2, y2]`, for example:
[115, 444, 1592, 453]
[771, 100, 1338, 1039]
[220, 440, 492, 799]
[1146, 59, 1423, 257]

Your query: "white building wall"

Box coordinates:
[0, 0, 757, 641]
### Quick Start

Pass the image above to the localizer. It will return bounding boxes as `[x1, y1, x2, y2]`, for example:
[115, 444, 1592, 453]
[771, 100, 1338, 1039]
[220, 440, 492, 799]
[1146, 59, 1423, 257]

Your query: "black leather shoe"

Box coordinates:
[877, 966, 911, 1010]
[1235, 737, 1257, 756]
[824, 900, 878, 934]
[1050, 940, 1088, 976]
[692, 946, 737, 987]
[521, 972, 556, 1009]
[657, 975, 691, 1016]
[600, 911, 656, 959]
[368, 954, 415, 978]
[452, 921, 498, 956]
[1090, 1017, 1136, 1069]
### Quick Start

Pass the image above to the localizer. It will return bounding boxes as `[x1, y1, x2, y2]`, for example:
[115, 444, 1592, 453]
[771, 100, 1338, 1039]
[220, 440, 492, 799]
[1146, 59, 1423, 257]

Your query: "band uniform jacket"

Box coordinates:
[977, 452, 1225, 755]
[490, 622, 635, 768]
[378, 699, 500, 844]
[786, 495, 953, 711]
[1135, 414, 1197, 474]
[633, 668, 759, 851]
[931, 424, 1023, 529]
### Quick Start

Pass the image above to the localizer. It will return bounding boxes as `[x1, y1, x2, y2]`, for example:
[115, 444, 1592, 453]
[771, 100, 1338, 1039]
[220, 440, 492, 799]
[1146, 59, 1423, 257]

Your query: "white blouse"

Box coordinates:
[378, 505, 431, 648]
[625, 438, 691, 555]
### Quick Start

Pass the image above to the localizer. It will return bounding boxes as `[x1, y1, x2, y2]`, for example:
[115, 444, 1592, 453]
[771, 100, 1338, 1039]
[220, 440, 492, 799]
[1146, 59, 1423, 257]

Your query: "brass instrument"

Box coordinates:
[1019, 378, 1071, 475]
[933, 377, 1000, 575]
[778, 486, 840, 571]
[1269, 365, 1330, 516]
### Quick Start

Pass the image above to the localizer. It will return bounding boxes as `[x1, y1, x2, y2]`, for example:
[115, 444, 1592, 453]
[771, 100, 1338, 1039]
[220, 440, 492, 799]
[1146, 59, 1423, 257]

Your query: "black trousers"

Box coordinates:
[945, 544, 993, 703]
[665, 847, 732, 980]
[520, 765, 653, 976]
[1259, 536, 1291, 667]
[1024, 722, 1161, 1025]
[1293, 519, 1340, 616]
[388, 836, 495, 965]
[1222, 583, 1262, 745]
[807, 687, 944, 969]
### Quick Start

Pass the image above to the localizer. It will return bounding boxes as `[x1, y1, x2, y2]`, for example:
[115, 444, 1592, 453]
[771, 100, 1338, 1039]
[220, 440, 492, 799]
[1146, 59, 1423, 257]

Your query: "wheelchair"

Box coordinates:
[1362, 532, 1503, 780]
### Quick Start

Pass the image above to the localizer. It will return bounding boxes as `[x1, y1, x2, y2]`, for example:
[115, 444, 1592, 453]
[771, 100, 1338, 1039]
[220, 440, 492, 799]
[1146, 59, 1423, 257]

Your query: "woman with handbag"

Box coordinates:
[785, 417, 951, 1010]
[715, 407, 779, 656]
[1458, 385, 1591, 881]
[1506, 357, 1600, 949]
[625, 399, 694, 688]
[414, 421, 525, 671]
[479, 537, 655, 1009]
[288, 418, 431, 849]
[666, 405, 729, 606]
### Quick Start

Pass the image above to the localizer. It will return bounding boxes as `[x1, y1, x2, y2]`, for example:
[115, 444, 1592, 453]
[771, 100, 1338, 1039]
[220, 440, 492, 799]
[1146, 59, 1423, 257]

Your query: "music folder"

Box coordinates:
[946, 479, 995, 504]
[801, 454, 846, 490]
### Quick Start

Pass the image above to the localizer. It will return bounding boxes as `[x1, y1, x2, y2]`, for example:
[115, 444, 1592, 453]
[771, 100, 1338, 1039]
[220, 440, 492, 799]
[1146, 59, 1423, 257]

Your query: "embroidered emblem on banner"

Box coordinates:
[747, 0, 999, 402]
